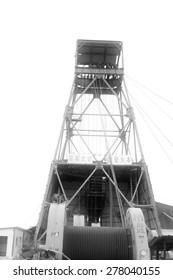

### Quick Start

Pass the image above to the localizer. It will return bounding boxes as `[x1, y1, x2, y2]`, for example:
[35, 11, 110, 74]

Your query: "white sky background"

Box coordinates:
[0, 0, 173, 228]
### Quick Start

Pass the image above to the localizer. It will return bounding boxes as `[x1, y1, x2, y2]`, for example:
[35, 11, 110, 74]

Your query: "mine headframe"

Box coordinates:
[33, 40, 163, 260]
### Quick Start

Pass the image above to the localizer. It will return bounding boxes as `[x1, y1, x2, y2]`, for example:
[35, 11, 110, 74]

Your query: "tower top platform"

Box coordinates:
[76, 39, 123, 70]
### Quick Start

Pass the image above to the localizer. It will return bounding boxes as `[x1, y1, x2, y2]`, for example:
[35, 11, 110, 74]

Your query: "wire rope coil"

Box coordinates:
[63, 226, 132, 260]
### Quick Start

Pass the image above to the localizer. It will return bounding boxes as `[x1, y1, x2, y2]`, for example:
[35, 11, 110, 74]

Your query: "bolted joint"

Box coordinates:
[64, 105, 73, 119]
[119, 129, 126, 140]
[126, 107, 134, 120]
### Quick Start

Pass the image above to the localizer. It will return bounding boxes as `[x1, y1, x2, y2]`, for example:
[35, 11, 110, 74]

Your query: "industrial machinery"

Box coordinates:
[29, 40, 173, 260]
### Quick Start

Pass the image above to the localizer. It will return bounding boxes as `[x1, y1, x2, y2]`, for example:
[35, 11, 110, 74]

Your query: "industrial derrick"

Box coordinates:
[31, 40, 173, 260]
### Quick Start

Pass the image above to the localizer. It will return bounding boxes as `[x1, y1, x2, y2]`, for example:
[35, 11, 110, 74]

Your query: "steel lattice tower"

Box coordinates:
[35, 40, 162, 247]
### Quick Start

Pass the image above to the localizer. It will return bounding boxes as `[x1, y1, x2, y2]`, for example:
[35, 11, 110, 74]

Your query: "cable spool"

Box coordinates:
[63, 226, 132, 260]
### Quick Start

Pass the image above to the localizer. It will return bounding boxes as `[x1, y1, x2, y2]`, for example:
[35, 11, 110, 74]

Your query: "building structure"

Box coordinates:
[0, 227, 33, 259]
